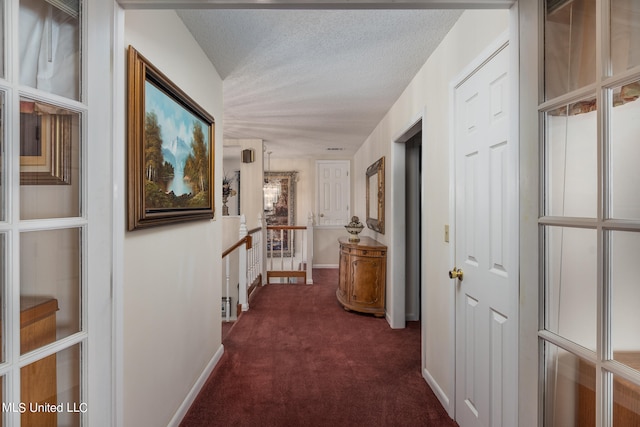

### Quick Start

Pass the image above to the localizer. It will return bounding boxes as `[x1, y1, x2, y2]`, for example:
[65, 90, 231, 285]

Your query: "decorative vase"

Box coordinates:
[222, 194, 229, 216]
[345, 216, 364, 242]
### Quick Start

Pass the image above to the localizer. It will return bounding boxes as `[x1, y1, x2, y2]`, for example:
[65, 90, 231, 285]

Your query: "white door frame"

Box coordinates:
[516, 1, 538, 424]
[390, 111, 424, 329]
[1, 1, 115, 425]
[448, 23, 519, 423]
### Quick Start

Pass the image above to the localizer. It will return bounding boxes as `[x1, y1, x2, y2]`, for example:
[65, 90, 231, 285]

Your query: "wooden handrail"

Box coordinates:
[247, 226, 262, 235]
[266, 225, 307, 231]
[222, 235, 252, 259]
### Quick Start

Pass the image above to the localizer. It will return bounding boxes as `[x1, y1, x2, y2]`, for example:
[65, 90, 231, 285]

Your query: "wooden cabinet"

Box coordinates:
[0, 297, 59, 426]
[21, 296, 58, 427]
[337, 237, 386, 317]
[578, 353, 640, 426]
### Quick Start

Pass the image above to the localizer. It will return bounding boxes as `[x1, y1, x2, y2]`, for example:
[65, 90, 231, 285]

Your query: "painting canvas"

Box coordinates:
[127, 46, 215, 230]
[144, 81, 210, 208]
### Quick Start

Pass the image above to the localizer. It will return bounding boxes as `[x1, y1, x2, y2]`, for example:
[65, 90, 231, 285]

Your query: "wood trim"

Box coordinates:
[267, 270, 306, 284]
[247, 226, 262, 235]
[266, 225, 307, 231]
[221, 235, 252, 259]
[20, 296, 60, 329]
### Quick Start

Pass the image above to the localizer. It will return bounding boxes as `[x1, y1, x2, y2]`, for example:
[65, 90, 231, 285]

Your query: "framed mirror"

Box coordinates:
[366, 156, 385, 234]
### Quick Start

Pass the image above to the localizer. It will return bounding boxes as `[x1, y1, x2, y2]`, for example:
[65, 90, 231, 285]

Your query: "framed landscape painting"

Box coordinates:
[127, 46, 215, 230]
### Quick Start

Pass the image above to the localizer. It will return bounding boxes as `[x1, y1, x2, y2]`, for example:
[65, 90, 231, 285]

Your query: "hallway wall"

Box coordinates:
[352, 9, 510, 414]
[123, 10, 224, 427]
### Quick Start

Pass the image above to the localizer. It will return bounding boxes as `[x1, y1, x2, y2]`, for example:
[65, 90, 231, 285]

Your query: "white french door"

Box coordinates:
[453, 40, 518, 427]
[539, 0, 640, 425]
[0, 1, 112, 425]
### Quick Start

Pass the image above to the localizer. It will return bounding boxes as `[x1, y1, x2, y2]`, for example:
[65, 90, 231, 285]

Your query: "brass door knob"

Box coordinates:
[449, 267, 463, 281]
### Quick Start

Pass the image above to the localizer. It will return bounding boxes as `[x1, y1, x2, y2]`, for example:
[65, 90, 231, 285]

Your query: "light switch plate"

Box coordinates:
[444, 224, 450, 243]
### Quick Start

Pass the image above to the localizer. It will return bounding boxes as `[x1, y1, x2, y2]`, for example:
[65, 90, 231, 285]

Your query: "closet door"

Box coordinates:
[316, 160, 350, 226]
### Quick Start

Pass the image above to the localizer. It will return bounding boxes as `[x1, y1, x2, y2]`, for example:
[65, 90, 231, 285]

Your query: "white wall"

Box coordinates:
[123, 10, 224, 427]
[223, 138, 264, 225]
[269, 157, 314, 225]
[352, 9, 509, 412]
[268, 157, 347, 267]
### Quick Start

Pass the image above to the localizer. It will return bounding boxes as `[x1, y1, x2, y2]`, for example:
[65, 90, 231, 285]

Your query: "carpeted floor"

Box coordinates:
[181, 269, 458, 427]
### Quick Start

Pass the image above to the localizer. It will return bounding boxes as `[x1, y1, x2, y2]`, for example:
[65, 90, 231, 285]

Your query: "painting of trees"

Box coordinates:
[184, 121, 209, 196]
[128, 46, 214, 230]
[145, 112, 163, 182]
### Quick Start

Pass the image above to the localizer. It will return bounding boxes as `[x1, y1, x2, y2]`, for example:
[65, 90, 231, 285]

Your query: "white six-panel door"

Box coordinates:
[453, 42, 517, 427]
[316, 160, 350, 226]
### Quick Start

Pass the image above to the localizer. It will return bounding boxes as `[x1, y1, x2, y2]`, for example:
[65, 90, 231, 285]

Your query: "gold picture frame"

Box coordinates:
[366, 156, 385, 234]
[127, 46, 215, 231]
[20, 100, 73, 185]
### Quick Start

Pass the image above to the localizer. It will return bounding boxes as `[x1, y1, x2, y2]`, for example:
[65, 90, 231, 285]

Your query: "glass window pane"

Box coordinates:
[20, 228, 81, 353]
[610, 80, 640, 220]
[545, 98, 597, 218]
[0, 92, 4, 222]
[545, 226, 597, 351]
[545, 0, 596, 100]
[0, 234, 4, 363]
[0, 375, 4, 427]
[613, 372, 640, 425]
[611, 0, 640, 75]
[0, 0, 4, 78]
[19, 0, 81, 101]
[20, 98, 81, 220]
[21, 343, 81, 426]
[544, 341, 596, 426]
[611, 231, 640, 367]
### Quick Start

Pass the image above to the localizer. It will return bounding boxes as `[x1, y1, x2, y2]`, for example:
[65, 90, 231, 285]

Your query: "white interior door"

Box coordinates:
[316, 160, 350, 225]
[453, 42, 517, 427]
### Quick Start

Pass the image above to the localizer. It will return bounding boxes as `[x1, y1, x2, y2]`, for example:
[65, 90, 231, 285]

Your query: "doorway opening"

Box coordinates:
[405, 131, 422, 321]
[393, 118, 423, 324]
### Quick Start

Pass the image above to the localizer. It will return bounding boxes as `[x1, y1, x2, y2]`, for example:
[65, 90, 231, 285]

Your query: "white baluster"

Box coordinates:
[259, 213, 267, 285]
[307, 212, 314, 284]
[225, 256, 231, 322]
[280, 229, 284, 273]
[290, 229, 295, 272]
[239, 215, 248, 312]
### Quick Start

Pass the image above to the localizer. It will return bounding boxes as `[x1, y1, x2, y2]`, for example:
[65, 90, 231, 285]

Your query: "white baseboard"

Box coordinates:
[313, 264, 338, 269]
[168, 344, 225, 427]
[423, 367, 453, 419]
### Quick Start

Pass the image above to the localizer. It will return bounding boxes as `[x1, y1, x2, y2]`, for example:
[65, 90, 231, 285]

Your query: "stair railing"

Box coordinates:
[265, 213, 314, 285]
[221, 215, 263, 321]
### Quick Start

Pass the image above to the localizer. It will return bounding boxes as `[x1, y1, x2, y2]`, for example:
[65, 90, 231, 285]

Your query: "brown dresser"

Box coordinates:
[337, 236, 387, 317]
[21, 296, 58, 427]
[578, 353, 640, 426]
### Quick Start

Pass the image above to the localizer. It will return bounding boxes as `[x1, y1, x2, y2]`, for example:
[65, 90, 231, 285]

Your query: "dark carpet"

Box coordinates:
[181, 269, 458, 427]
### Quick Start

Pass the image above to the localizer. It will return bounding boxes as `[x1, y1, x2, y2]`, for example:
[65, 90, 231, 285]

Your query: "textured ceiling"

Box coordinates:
[177, 9, 463, 158]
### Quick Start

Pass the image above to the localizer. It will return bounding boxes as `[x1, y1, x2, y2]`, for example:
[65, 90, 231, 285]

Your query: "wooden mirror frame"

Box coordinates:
[366, 156, 385, 234]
